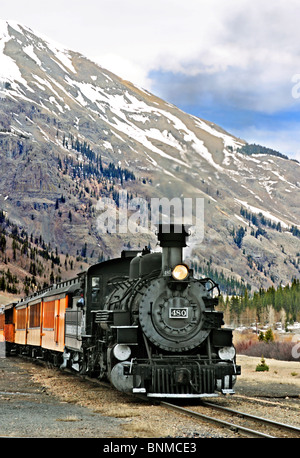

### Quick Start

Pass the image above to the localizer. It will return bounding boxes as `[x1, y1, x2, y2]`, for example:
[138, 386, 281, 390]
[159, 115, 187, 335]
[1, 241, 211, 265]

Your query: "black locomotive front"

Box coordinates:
[94, 224, 241, 398]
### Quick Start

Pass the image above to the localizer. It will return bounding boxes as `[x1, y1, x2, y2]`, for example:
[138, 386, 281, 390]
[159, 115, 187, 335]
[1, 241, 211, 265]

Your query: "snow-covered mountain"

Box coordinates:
[0, 20, 244, 170]
[0, 19, 299, 292]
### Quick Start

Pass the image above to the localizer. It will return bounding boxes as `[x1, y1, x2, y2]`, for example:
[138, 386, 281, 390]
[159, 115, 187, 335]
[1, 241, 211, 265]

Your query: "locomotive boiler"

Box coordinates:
[1, 224, 240, 399]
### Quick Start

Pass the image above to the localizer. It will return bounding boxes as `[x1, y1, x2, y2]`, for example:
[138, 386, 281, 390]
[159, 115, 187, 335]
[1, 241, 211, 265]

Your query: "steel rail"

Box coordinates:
[160, 401, 275, 438]
[202, 401, 300, 436]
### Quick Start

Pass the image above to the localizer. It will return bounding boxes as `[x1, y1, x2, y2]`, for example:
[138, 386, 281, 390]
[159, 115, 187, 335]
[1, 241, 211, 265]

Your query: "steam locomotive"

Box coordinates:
[0, 224, 240, 398]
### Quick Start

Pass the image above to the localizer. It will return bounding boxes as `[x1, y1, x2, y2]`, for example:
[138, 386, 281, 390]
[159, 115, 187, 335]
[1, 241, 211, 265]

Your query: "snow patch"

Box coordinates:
[0, 22, 29, 89]
[271, 170, 298, 189]
[194, 118, 244, 151]
[23, 44, 42, 67]
[128, 113, 150, 124]
[234, 199, 289, 228]
[103, 141, 113, 150]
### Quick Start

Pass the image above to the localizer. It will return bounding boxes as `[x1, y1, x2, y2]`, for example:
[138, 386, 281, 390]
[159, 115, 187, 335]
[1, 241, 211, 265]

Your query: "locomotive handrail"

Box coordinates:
[108, 269, 162, 309]
[199, 277, 220, 296]
[107, 275, 130, 285]
[107, 278, 141, 308]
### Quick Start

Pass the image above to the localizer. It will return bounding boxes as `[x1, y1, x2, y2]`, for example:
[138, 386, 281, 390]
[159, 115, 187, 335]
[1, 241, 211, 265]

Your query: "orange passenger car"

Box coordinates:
[0, 308, 4, 339]
[3, 303, 15, 343]
[0, 308, 4, 355]
[15, 302, 28, 347]
[41, 287, 69, 353]
[1, 278, 80, 362]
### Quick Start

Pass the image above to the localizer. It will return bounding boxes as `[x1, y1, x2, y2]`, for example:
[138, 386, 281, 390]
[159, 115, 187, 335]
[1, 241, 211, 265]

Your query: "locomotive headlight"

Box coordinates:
[218, 346, 236, 361]
[172, 264, 189, 280]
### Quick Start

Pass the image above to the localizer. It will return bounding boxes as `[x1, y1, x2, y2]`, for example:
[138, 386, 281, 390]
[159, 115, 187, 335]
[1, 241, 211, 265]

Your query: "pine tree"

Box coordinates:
[0, 234, 6, 252]
[265, 328, 274, 343]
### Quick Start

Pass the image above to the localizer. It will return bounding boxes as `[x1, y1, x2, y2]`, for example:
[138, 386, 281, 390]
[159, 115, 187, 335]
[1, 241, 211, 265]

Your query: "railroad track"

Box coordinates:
[161, 401, 300, 438]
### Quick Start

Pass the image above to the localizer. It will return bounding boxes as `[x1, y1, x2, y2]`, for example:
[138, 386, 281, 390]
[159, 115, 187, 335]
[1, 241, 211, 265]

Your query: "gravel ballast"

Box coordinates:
[0, 355, 299, 438]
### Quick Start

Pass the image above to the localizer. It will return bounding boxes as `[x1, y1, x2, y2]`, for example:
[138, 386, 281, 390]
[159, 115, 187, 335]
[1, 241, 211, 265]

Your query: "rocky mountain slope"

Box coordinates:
[0, 19, 299, 294]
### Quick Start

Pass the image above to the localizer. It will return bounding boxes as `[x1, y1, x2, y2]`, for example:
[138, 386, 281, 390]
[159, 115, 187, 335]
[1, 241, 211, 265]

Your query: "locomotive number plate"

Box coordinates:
[169, 308, 188, 318]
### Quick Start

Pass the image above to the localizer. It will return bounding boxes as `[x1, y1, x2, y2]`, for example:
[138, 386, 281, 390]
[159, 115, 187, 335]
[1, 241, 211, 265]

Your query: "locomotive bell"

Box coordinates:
[157, 224, 189, 276]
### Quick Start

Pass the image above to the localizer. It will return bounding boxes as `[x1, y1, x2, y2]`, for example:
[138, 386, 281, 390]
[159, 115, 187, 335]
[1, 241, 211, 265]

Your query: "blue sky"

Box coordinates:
[1, 0, 300, 160]
[149, 69, 300, 157]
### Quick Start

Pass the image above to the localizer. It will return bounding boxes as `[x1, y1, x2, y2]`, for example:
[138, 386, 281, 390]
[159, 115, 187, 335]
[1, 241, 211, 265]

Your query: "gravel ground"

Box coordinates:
[235, 354, 300, 398]
[0, 357, 125, 438]
[0, 355, 299, 439]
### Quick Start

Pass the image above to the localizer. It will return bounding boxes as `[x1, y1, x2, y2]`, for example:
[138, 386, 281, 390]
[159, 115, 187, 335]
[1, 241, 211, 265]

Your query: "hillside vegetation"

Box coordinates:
[219, 278, 300, 327]
[0, 209, 89, 298]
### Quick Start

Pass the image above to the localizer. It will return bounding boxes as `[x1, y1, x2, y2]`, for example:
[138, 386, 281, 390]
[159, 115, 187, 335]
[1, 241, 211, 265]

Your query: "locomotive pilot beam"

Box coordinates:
[0, 224, 241, 398]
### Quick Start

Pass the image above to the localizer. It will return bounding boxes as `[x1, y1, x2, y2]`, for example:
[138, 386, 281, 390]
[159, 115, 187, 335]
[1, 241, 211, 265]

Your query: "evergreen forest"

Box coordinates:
[218, 278, 300, 328]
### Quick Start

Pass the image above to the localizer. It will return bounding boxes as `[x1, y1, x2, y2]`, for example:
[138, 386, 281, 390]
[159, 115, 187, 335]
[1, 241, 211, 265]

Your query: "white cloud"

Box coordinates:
[3, 0, 300, 102]
[82, 0, 300, 115]
[91, 53, 153, 89]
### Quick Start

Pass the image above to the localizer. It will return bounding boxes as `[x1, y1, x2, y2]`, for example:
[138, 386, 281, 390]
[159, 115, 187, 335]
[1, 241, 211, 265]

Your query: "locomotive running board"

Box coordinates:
[145, 393, 219, 398]
[221, 389, 235, 395]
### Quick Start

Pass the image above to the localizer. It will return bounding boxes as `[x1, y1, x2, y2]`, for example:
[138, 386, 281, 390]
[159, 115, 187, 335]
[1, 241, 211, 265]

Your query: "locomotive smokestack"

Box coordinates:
[157, 224, 189, 274]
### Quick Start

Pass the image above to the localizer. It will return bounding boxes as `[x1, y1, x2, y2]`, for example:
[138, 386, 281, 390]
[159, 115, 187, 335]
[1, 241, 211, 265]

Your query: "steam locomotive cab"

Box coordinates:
[90, 225, 241, 398]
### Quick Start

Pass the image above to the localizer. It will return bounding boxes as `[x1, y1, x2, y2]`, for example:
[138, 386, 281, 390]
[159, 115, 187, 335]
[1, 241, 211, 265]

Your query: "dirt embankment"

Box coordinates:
[235, 354, 300, 397]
